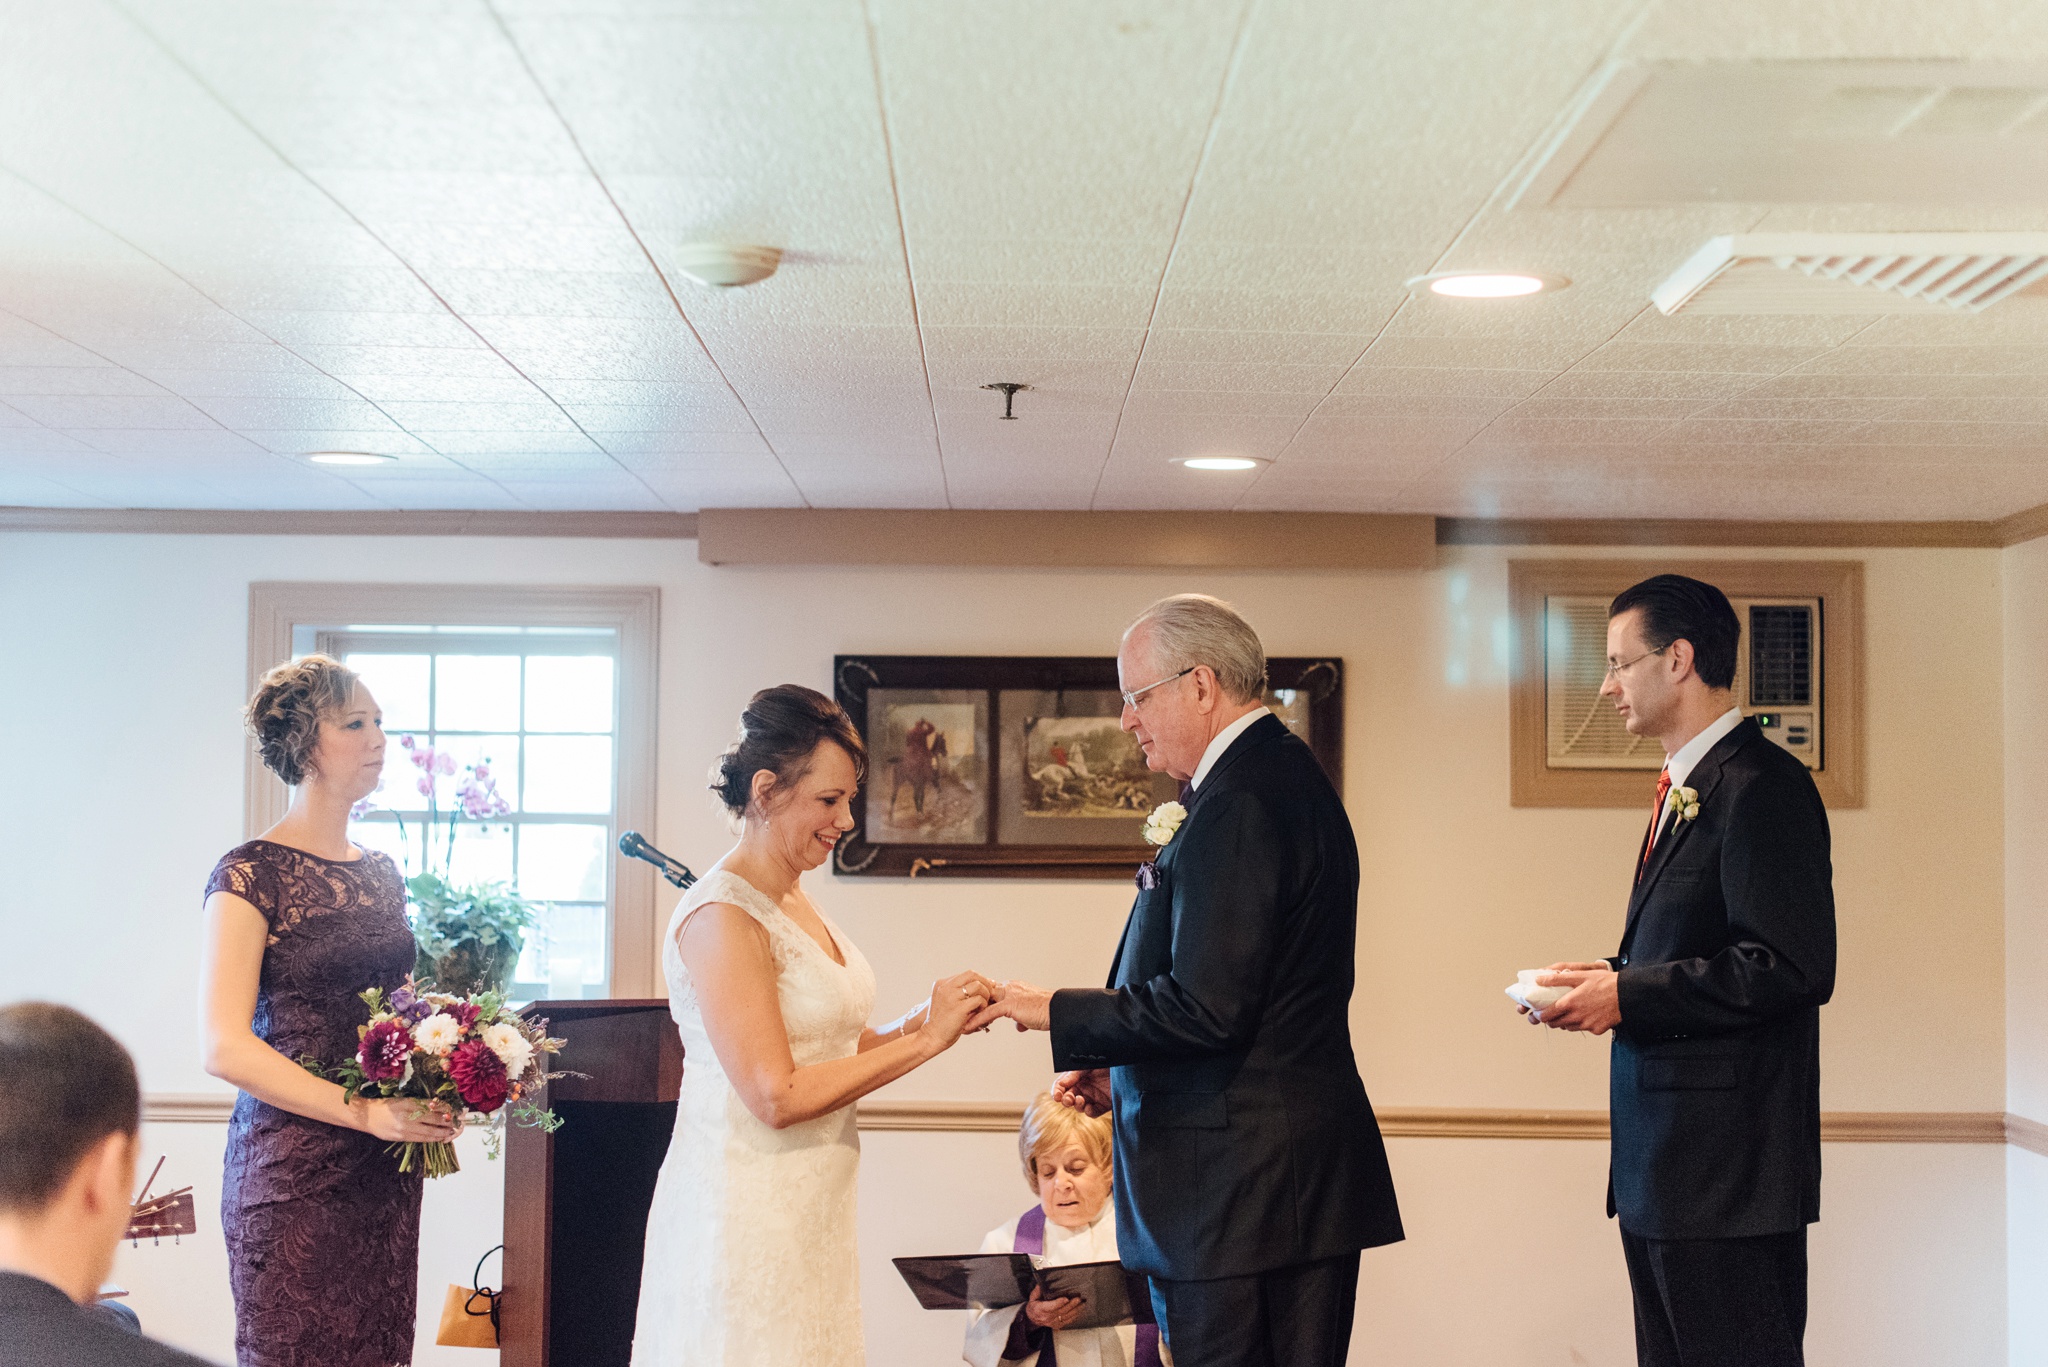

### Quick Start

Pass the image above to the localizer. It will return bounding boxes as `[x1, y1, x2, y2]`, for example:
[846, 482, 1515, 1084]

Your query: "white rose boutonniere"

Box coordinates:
[1142, 800, 1188, 848]
[1666, 785, 1702, 824]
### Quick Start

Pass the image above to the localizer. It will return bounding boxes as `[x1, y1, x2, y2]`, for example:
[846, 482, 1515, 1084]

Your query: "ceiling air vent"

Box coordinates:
[1651, 233, 2048, 315]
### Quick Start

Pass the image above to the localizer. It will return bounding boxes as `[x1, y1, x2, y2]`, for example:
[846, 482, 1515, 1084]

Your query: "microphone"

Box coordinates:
[618, 831, 698, 890]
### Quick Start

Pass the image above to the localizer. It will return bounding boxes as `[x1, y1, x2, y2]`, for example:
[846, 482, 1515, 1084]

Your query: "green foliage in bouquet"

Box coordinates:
[409, 872, 536, 996]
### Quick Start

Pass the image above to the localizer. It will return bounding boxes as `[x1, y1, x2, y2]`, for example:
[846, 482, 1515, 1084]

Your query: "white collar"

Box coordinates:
[1189, 706, 1270, 793]
[1665, 707, 1745, 791]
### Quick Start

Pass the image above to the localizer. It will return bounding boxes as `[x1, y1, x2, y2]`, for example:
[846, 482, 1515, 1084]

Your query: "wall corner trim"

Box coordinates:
[696, 509, 1437, 569]
[2010, 1112, 2048, 1157]
[1995, 501, 2048, 548]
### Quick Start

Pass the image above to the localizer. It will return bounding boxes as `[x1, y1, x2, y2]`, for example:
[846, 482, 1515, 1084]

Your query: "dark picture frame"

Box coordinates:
[832, 655, 1344, 879]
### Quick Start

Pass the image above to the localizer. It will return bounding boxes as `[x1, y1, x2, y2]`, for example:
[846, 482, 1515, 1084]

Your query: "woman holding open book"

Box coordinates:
[965, 1094, 1169, 1367]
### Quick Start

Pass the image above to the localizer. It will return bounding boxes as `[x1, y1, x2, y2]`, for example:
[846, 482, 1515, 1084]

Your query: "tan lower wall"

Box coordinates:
[118, 1120, 2007, 1367]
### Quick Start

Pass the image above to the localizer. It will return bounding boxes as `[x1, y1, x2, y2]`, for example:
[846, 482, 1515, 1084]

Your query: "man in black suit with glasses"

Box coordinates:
[1532, 574, 1837, 1367]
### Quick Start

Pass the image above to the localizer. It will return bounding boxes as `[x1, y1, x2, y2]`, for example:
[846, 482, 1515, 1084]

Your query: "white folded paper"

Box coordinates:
[1505, 969, 1569, 1012]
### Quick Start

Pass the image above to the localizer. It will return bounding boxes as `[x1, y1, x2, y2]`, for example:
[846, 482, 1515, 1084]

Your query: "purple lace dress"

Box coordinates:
[206, 840, 424, 1367]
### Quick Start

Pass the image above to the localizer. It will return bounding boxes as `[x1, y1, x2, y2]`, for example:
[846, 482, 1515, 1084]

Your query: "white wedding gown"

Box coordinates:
[631, 869, 878, 1366]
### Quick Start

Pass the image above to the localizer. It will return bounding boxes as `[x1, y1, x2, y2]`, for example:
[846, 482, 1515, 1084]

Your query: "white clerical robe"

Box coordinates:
[962, 1206, 1167, 1367]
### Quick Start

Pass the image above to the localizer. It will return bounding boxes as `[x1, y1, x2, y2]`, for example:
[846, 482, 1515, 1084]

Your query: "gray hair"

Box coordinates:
[1124, 594, 1267, 703]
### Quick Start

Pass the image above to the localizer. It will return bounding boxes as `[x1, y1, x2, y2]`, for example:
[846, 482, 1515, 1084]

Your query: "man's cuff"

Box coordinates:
[1048, 987, 1113, 1073]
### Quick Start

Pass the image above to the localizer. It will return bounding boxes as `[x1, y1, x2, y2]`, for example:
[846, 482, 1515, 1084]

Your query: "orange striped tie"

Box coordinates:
[1638, 768, 1672, 882]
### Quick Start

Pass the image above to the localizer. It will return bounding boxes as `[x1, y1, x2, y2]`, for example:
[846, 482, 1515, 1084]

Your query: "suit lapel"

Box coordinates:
[1102, 716, 1280, 988]
[1622, 723, 1752, 942]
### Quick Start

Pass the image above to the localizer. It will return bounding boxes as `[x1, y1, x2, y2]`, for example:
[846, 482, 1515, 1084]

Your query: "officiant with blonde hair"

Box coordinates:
[963, 1093, 1167, 1367]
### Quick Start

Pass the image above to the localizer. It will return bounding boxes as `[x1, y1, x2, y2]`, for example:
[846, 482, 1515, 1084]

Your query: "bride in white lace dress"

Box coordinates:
[632, 685, 993, 1366]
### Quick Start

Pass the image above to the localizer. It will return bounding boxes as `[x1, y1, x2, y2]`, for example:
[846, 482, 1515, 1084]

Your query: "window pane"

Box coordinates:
[434, 734, 521, 814]
[435, 655, 521, 732]
[525, 655, 614, 733]
[518, 824, 609, 901]
[348, 817, 409, 870]
[524, 736, 613, 813]
[515, 903, 607, 992]
[371, 742, 429, 813]
[445, 821, 516, 888]
[345, 654, 430, 732]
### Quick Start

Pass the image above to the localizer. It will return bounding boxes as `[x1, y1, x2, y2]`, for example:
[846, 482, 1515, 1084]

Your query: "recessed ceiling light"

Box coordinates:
[307, 451, 398, 466]
[1407, 270, 1568, 298]
[1177, 456, 1265, 471]
[671, 243, 783, 288]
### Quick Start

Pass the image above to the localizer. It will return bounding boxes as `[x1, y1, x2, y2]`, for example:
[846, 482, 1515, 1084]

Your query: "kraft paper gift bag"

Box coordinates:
[436, 1245, 502, 1348]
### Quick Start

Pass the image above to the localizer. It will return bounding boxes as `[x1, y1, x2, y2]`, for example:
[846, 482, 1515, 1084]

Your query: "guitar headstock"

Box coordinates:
[127, 1178, 197, 1244]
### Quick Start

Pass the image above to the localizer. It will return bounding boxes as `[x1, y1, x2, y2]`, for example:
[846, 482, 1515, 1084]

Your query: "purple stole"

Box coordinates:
[1013, 1205, 1163, 1367]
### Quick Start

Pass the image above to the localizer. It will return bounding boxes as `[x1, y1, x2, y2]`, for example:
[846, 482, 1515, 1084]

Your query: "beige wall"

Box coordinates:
[0, 530, 2013, 1365]
[2004, 534, 2048, 1366]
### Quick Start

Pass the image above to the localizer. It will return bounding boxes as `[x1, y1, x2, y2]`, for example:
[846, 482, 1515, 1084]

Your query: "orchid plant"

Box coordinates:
[355, 735, 536, 996]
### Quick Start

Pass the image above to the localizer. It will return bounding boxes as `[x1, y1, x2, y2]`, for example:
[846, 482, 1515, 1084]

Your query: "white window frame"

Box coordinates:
[246, 583, 661, 999]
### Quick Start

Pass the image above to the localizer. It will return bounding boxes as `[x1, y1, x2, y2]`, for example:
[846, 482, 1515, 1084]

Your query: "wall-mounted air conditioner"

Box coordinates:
[1544, 596, 1823, 771]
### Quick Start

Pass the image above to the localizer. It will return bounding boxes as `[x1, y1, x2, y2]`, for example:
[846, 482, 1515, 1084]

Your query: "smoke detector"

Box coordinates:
[671, 243, 782, 288]
[1651, 233, 2048, 315]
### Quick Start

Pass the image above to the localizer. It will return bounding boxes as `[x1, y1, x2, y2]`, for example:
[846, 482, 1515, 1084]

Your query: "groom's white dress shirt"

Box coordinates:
[1664, 707, 1746, 792]
[1188, 706, 1271, 794]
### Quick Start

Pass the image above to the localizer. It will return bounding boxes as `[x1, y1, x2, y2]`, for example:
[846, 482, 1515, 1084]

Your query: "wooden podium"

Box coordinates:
[502, 1000, 682, 1367]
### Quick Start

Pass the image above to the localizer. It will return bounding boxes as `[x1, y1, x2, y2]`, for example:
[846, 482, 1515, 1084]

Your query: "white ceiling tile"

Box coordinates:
[0, 0, 2043, 518]
[11, 395, 218, 428]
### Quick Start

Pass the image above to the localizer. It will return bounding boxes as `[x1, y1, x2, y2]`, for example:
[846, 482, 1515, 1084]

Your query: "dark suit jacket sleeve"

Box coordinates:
[1617, 770, 1837, 1038]
[1050, 789, 1286, 1067]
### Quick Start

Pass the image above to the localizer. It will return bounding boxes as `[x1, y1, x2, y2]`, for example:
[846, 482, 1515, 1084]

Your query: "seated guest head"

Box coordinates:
[0, 1002, 141, 1304]
[1118, 594, 1268, 780]
[245, 654, 384, 802]
[1604, 574, 1741, 740]
[1018, 1093, 1113, 1231]
[709, 684, 867, 870]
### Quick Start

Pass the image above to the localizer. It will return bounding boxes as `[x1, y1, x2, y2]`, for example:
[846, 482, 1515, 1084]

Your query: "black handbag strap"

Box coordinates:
[465, 1244, 506, 1333]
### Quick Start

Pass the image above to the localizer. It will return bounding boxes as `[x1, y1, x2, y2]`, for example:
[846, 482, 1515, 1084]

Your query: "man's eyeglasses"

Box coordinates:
[1604, 646, 1667, 680]
[1120, 666, 1195, 711]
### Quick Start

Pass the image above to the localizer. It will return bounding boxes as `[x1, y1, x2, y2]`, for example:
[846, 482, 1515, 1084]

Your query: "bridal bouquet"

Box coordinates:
[305, 982, 567, 1178]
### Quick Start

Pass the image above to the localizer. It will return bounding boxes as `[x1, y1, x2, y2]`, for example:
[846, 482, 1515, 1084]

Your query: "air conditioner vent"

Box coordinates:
[1544, 598, 1659, 767]
[1653, 233, 2048, 315]
[1747, 606, 1813, 707]
[1544, 594, 1824, 771]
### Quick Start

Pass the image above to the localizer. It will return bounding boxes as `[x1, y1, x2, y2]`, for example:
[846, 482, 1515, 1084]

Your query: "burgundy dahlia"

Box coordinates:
[445, 1001, 483, 1032]
[358, 1019, 412, 1083]
[446, 1038, 509, 1113]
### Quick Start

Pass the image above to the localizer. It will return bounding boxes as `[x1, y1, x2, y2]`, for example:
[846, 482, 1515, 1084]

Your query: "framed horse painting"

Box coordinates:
[832, 655, 1344, 879]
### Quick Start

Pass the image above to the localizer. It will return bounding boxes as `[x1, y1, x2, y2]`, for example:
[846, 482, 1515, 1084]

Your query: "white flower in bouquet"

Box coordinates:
[481, 1021, 535, 1078]
[1142, 800, 1188, 848]
[413, 1012, 463, 1057]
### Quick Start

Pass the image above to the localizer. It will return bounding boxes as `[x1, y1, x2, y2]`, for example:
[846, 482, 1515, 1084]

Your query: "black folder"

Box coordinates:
[892, 1254, 1148, 1331]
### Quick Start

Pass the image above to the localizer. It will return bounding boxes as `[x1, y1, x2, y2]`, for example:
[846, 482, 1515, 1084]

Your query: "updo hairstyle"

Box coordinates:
[1016, 1091, 1113, 1192]
[709, 684, 867, 818]
[246, 654, 361, 786]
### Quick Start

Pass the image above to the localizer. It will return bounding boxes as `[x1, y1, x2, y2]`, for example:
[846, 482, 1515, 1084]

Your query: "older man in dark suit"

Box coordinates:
[1533, 574, 1836, 1367]
[0, 1002, 220, 1367]
[978, 593, 1403, 1367]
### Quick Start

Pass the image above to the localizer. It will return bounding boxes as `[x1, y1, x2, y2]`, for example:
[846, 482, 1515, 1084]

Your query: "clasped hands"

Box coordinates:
[1519, 960, 1623, 1035]
[908, 974, 1054, 1048]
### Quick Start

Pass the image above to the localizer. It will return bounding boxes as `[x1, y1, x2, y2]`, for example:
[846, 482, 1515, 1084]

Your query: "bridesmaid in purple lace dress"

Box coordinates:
[200, 655, 459, 1367]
